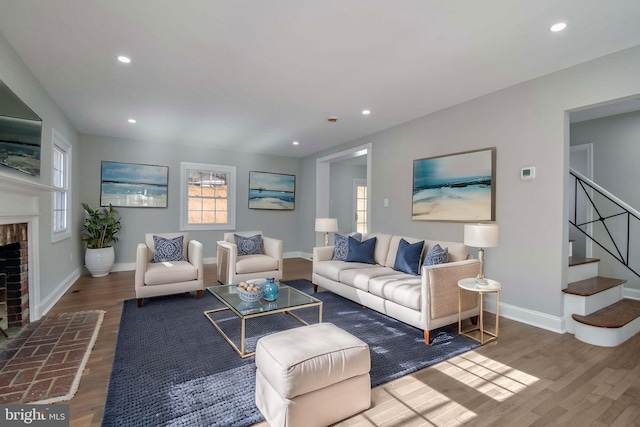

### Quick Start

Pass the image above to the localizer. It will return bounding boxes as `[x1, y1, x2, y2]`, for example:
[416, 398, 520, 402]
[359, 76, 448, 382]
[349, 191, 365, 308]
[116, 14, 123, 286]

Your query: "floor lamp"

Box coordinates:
[464, 223, 499, 285]
[315, 218, 338, 246]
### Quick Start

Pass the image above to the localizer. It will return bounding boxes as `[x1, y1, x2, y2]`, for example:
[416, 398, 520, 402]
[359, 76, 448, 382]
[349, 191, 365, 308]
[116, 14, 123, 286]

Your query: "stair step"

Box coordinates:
[568, 256, 600, 267]
[572, 299, 640, 328]
[563, 276, 627, 296]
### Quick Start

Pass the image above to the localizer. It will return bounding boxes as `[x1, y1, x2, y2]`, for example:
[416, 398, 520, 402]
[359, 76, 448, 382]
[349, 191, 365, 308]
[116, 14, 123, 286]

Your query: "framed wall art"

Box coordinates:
[101, 161, 169, 208]
[412, 147, 496, 221]
[249, 171, 295, 210]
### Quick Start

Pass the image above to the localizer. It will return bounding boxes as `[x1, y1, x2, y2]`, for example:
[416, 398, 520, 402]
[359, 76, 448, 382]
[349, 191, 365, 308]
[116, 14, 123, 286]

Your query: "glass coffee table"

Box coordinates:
[204, 283, 323, 358]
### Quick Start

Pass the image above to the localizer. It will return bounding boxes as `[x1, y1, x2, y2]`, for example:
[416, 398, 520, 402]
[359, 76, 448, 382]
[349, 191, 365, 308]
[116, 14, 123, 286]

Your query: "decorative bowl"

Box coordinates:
[236, 283, 263, 302]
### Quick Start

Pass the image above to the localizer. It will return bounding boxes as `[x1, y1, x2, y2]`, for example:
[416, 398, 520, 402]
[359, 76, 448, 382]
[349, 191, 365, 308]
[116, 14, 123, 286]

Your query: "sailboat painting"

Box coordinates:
[412, 148, 495, 221]
[249, 171, 295, 210]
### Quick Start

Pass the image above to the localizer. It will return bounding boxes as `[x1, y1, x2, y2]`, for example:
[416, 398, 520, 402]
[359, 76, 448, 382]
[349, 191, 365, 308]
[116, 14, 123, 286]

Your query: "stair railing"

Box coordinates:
[570, 168, 640, 279]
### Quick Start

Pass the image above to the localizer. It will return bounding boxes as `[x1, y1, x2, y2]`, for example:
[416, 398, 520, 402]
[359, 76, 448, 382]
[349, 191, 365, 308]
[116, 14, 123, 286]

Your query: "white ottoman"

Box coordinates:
[255, 323, 371, 427]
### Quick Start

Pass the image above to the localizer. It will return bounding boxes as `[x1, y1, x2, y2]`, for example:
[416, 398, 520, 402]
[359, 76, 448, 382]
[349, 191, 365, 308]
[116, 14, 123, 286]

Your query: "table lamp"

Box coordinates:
[315, 218, 338, 246]
[464, 223, 499, 285]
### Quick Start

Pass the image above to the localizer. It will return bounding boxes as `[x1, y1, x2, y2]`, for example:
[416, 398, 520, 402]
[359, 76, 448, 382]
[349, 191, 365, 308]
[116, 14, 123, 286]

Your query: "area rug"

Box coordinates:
[102, 280, 479, 427]
[0, 310, 105, 404]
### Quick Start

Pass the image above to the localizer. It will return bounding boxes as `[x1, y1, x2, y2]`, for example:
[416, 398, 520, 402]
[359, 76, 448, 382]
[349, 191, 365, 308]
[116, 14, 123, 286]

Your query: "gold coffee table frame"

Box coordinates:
[205, 284, 323, 358]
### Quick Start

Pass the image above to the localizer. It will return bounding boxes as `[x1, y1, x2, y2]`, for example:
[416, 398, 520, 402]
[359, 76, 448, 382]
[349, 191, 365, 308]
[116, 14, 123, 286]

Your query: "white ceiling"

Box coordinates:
[1, 1, 640, 158]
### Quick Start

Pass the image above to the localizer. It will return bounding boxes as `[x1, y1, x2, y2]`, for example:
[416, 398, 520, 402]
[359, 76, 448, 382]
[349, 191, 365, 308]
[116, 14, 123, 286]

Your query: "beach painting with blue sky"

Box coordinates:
[101, 161, 169, 208]
[249, 171, 295, 210]
[412, 148, 495, 221]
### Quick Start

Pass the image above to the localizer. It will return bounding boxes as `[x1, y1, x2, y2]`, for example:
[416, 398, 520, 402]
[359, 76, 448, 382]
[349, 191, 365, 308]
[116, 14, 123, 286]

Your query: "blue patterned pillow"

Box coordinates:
[333, 233, 360, 261]
[345, 236, 377, 264]
[152, 235, 185, 262]
[425, 244, 449, 266]
[393, 238, 425, 275]
[235, 234, 263, 256]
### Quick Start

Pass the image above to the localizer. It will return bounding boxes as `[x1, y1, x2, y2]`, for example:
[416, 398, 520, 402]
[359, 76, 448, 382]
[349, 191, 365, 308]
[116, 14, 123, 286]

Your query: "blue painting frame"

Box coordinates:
[412, 147, 496, 222]
[248, 171, 295, 210]
[100, 161, 169, 208]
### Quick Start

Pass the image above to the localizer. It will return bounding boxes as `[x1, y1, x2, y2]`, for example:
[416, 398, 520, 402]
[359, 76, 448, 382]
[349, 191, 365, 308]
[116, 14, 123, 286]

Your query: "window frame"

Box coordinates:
[51, 129, 72, 243]
[180, 162, 236, 231]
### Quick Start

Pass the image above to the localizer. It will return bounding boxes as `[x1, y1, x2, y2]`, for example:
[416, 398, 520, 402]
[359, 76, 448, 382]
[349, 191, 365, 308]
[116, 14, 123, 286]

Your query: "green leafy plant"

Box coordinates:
[81, 203, 122, 249]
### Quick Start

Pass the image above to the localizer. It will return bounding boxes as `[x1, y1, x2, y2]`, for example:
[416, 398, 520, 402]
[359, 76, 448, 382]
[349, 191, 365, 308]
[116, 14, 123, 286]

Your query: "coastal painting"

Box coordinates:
[412, 148, 495, 221]
[249, 171, 295, 210]
[101, 161, 169, 208]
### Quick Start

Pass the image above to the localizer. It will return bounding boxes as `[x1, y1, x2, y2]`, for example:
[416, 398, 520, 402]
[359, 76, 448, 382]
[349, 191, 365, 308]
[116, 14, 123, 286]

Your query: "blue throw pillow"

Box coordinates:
[425, 244, 449, 266]
[235, 234, 263, 256]
[153, 235, 185, 262]
[333, 233, 355, 261]
[345, 236, 377, 264]
[393, 238, 425, 275]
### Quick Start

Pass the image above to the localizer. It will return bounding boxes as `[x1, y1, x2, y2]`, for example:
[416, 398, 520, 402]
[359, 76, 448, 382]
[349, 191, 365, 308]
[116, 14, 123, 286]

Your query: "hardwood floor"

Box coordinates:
[47, 258, 640, 426]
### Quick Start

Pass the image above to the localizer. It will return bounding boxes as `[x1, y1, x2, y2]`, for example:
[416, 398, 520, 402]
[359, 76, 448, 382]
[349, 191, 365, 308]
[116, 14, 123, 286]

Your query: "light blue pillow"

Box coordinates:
[333, 233, 355, 261]
[425, 244, 449, 266]
[153, 235, 185, 262]
[235, 234, 263, 256]
[345, 236, 377, 264]
[393, 238, 425, 275]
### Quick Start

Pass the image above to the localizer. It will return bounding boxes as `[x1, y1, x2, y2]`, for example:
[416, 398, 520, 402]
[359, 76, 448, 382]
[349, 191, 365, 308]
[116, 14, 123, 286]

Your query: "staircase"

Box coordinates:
[563, 255, 640, 347]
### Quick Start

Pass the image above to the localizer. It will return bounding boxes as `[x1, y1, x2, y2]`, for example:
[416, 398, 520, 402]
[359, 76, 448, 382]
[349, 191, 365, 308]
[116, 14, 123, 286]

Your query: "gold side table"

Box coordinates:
[458, 278, 501, 345]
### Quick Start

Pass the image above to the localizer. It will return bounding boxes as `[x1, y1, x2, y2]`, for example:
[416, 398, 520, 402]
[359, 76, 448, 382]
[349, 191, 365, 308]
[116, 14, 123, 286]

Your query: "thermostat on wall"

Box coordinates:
[521, 166, 536, 180]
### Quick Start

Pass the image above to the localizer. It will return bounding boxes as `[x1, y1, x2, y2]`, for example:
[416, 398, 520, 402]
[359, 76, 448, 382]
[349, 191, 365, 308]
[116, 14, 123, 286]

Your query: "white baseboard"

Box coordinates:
[484, 298, 565, 334]
[36, 266, 82, 320]
[623, 286, 640, 300]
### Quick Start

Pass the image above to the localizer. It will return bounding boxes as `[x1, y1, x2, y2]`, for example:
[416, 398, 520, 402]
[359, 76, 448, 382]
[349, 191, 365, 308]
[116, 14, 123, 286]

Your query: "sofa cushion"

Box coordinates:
[346, 236, 377, 264]
[339, 267, 398, 292]
[364, 233, 392, 266]
[393, 238, 425, 275]
[314, 260, 373, 282]
[333, 233, 358, 261]
[235, 233, 263, 255]
[384, 236, 426, 268]
[236, 254, 278, 274]
[152, 235, 186, 263]
[368, 275, 422, 310]
[145, 261, 198, 285]
[425, 240, 468, 262]
[425, 244, 449, 265]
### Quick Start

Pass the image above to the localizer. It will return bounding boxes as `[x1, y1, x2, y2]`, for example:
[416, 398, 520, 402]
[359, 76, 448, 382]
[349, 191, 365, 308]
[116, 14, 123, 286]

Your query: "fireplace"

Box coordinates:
[0, 223, 29, 329]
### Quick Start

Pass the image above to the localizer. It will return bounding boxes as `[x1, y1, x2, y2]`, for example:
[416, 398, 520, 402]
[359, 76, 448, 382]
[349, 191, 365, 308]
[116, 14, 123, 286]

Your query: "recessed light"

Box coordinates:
[362, 110, 371, 115]
[128, 119, 136, 124]
[550, 22, 567, 32]
[292, 141, 299, 145]
[118, 56, 132, 64]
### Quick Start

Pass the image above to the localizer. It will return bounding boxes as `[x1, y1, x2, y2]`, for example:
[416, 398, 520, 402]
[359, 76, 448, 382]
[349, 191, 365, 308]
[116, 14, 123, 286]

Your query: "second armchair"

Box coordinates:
[217, 231, 283, 285]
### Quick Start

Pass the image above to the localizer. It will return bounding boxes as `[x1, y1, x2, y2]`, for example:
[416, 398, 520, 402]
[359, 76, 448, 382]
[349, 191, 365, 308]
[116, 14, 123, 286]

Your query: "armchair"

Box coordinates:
[217, 231, 283, 285]
[135, 232, 204, 307]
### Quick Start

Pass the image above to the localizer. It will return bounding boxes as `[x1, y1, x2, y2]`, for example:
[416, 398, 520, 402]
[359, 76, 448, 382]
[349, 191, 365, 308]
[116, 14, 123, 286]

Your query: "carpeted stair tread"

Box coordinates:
[563, 276, 626, 296]
[572, 299, 640, 328]
[568, 256, 600, 267]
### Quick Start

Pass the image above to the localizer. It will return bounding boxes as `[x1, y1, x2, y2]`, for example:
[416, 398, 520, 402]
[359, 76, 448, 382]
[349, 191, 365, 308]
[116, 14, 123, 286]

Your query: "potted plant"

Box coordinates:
[81, 203, 121, 277]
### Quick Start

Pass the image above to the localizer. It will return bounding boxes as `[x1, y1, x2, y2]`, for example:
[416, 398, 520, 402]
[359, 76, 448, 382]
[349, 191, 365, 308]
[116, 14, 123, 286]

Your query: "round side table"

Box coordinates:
[458, 278, 501, 345]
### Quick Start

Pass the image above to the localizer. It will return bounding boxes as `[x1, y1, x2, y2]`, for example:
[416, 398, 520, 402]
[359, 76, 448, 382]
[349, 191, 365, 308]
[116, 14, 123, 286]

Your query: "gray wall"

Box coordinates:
[299, 46, 640, 321]
[79, 134, 302, 262]
[571, 111, 640, 289]
[0, 30, 81, 305]
[329, 162, 366, 235]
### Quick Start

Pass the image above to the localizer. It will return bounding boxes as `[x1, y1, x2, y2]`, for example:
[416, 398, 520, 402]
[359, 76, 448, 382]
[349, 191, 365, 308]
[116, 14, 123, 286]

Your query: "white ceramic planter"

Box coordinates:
[85, 246, 115, 277]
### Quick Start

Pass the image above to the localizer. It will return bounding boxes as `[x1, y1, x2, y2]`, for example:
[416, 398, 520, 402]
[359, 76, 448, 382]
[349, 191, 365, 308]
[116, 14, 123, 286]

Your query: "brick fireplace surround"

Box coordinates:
[0, 223, 29, 329]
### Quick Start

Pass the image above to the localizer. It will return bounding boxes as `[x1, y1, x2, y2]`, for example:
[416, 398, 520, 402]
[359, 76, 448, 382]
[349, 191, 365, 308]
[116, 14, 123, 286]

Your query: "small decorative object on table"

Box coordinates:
[262, 277, 280, 301]
[236, 281, 264, 302]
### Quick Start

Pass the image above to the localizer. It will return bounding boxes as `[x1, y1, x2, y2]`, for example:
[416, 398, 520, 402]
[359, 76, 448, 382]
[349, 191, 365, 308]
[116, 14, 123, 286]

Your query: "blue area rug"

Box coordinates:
[102, 279, 480, 427]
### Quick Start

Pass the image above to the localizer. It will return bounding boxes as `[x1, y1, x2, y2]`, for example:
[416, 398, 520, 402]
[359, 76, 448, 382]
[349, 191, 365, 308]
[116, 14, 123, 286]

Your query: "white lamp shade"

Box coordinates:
[464, 223, 499, 248]
[315, 218, 339, 233]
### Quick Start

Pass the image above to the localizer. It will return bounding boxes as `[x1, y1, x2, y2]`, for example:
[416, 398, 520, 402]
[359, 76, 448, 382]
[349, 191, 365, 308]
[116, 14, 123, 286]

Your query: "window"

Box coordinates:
[180, 162, 236, 230]
[52, 129, 72, 242]
[353, 179, 367, 234]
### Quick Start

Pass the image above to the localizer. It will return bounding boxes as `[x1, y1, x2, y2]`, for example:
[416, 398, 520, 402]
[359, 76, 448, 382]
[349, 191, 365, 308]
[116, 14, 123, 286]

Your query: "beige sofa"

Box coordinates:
[312, 233, 482, 343]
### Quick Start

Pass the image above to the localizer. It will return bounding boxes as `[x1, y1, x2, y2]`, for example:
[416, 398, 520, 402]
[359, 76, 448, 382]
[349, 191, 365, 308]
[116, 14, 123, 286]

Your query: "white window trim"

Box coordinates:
[180, 162, 236, 231]
[51, 128, 72, 243]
